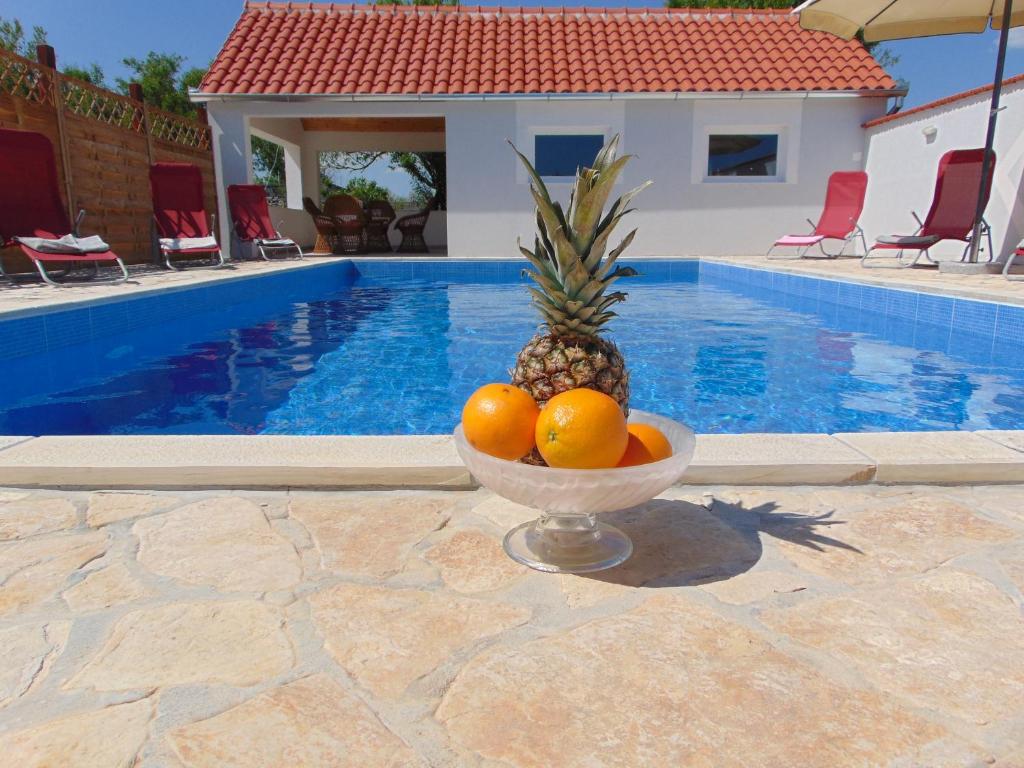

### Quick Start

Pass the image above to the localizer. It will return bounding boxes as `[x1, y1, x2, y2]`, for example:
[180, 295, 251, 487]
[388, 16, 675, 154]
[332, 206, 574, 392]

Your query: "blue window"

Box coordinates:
[533, 134, 605, 177]
[708, 134, 779, 177]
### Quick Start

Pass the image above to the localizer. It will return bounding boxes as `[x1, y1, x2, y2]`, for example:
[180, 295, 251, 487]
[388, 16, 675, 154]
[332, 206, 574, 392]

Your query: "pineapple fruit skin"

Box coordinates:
[512, 333, 630, 415]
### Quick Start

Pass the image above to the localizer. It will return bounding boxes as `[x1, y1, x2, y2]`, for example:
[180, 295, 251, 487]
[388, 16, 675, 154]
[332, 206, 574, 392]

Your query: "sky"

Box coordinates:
[6, 0, 1023, 195]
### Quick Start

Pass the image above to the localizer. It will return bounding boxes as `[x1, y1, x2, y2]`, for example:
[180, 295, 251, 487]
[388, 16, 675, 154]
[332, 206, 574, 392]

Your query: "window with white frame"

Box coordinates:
[533, 134, 605, 178]
[707, 133, 779, 178]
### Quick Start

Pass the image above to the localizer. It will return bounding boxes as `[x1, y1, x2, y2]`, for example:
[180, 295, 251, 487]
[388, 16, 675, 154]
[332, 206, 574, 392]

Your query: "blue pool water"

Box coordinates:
[1, 259, 1023, 435]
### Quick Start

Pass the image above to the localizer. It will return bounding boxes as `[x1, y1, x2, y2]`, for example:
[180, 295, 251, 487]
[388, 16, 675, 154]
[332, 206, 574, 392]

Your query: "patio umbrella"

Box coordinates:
[795, 0, 1024, 264]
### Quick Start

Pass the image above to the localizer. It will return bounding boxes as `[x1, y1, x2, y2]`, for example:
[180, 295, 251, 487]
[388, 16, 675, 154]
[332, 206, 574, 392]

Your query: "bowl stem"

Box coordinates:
[502, 511, 633, 574]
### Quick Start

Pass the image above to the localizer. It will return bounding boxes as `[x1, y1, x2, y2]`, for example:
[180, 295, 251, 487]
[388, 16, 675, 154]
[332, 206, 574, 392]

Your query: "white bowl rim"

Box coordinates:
[453, 409, 695, 480]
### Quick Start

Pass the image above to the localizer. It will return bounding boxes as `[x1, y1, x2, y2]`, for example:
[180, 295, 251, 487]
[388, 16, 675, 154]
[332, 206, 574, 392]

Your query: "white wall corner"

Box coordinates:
[208, 107, 253, 260]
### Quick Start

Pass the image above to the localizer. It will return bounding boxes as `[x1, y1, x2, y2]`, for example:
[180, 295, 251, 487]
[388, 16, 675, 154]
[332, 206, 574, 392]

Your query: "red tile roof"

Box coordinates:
[199, 3, 898, 97]
[864, 72, 1024, 129]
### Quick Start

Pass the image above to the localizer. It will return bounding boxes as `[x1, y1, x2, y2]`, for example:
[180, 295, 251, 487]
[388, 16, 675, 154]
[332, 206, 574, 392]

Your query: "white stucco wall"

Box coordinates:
[206, 94, 889, 259]
[862, 79, 1024, 263]
[442, 95, 886, 257]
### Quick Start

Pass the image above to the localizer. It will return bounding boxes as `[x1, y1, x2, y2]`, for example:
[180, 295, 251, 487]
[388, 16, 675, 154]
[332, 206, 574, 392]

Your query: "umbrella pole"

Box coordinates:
[967, 0, 1013, 263]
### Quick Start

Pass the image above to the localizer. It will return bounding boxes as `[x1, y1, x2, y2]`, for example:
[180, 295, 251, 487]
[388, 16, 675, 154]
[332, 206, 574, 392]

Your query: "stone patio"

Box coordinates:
[0, 484, 1022, 766]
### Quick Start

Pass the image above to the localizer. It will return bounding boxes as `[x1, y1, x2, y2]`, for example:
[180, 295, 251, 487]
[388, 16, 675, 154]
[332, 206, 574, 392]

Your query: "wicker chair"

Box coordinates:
[303, 197, 341, 254]
[323, 194, 367, 254]
[395, 200, 434, 254]
[363, 199, 396, 252]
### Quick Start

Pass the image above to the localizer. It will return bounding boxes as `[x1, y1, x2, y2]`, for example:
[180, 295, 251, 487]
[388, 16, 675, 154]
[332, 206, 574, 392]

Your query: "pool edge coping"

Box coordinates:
[1, 430, 1022, 489]
[4, 254, 1024, 323]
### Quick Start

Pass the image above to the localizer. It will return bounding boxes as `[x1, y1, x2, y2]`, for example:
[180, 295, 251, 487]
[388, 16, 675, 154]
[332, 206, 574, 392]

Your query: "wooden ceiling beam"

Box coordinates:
[300, 117, 445, 133]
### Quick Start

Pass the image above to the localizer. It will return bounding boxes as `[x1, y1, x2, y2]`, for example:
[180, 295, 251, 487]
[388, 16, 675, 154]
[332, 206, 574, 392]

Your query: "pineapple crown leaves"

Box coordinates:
[509, 134, 651, 337]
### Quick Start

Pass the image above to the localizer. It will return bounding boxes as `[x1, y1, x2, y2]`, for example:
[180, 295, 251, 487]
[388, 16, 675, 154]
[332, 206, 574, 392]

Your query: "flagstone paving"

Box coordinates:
[0, 484, 1021, 767]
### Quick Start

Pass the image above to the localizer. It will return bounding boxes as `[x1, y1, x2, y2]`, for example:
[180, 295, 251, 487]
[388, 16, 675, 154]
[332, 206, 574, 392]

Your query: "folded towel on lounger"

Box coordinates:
[159, 236, 219, 251]
[255, 238, 297, 247]
[16, 234, 110, 254]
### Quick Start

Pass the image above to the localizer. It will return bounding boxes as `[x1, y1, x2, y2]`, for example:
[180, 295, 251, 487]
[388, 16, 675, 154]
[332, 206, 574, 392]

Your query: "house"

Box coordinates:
[192, 3, 901, 258]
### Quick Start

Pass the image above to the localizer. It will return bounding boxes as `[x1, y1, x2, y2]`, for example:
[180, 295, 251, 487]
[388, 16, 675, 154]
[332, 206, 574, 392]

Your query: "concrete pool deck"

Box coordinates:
[706, 252, 1024, 306]
[0, 483, 1021, 766]
[2, 430, 1024, 488]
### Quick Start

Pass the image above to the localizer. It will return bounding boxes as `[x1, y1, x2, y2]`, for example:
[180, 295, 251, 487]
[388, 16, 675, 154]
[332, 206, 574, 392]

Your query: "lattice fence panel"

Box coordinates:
[61, 77, 143, 131]
[0, 47, 218, 272]
[0, 49, 53, 105]
[148, 106, 211, 150]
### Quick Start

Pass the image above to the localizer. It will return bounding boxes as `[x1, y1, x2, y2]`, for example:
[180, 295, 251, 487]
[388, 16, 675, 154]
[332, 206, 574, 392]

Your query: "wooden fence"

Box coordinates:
[0, 45, 216, 274]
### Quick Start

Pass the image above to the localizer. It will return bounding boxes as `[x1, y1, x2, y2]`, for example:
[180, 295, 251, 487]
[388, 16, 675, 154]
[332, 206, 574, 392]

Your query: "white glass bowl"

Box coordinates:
[454, 409, 696, 573]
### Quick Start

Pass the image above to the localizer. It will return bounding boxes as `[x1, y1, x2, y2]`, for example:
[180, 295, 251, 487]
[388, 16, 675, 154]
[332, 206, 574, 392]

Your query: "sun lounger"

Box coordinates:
[1006, 238, 1024, 280]
[863, 148, 994, 269]
[0, 128, 127, 285]
[228, 184, 303, 261]
[768, 171, 868, 259]
[149, 162, 225, 270]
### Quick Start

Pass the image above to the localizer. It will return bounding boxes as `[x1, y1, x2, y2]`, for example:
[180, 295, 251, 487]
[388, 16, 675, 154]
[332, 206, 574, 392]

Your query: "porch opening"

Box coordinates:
[248, 115, 447, 256]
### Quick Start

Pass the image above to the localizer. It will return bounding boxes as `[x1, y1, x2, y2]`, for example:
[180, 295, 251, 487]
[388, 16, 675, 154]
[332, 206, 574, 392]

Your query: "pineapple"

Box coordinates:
[509, 134, 650, 415]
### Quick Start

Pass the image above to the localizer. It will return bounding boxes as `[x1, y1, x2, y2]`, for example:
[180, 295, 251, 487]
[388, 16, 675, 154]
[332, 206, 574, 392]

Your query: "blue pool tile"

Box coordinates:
[951, 299, 998, 339]
[916, 293, 954, 328]
[882, 315, 917, 348]
[885, 290, 918, 320]
[770, 272, 791, 294]
[43, 308, 93, 351]
[947, 328, 995, 365]
[89, 301, 129, 339]
[991, 335, 1024, 368]
[815, 298, 843, 326]
[795, 275, 818, 298]
[995, 304, 1024, 348]
[0, 315, 47, 360]
[860, 286, 888, 313]
[836, 282, 862, 309]
[912, 322, 952, 355]
[816, 279, 839, 305]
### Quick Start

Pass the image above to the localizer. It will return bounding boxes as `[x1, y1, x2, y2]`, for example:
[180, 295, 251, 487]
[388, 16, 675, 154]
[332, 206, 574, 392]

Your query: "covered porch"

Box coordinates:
[205, 104, 448, 259]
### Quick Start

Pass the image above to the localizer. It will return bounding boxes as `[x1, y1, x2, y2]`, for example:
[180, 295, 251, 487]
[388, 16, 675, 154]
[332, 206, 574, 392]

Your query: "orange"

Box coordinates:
[462, 383, 539, 461]
[535, 389, 629, 469]
[616, 423, 673, 467]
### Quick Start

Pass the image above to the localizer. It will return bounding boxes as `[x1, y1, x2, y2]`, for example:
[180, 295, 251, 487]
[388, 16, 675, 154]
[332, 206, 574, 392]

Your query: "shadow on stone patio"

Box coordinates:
[590, 498, 861, 589]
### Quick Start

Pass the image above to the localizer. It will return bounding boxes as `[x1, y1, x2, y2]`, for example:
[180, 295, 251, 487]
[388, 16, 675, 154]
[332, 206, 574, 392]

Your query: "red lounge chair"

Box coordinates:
[149, 162, 225, 270]
[0, 128, 127, 285]
[863, 148, 995, 269]
[227, 185, 303, 261]
[768, 171, 868, 259]
[1006, 239, 1024, 280]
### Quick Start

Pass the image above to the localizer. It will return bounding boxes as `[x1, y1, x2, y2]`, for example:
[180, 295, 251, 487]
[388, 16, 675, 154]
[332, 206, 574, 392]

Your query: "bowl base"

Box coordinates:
[502, 514, 633, 574]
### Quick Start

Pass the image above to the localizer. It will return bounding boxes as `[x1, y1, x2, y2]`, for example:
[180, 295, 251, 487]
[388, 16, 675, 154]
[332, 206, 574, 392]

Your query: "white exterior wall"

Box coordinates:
[206, 94, 889, 259]
[862, 80, 1024, 263]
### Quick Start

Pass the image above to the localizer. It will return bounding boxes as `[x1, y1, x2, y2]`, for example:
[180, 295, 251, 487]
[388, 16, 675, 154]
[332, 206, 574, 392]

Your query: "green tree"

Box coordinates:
[322, 151, 446, 209]
[252, 136, 286, 204]
[0, 16, 48, 58]
[392, 152, 445, 209]
[116, 52, 202, 116]
[338, 176, 393, 203]
[62, 63, 106, 87]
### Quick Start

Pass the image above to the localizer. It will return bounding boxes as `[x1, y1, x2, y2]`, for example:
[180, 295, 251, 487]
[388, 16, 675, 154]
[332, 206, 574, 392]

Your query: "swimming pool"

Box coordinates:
[1, 259, 1023, 435]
